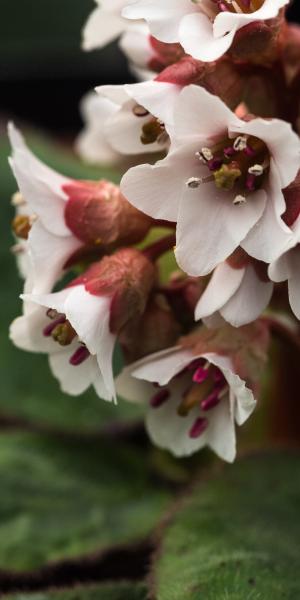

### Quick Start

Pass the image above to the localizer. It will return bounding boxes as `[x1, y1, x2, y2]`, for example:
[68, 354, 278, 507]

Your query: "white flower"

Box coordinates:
[8, 124, 82, 294]
[10, 286, 114, 400]
[121, 85, 300, 277]
[116, 346, 256, 461]
[95, 79, 181, 155]
[120, 23, 155, 81]
[268, 219, 300, 320]
[122, 0, 289, 62]
[15, 286, 116, 401]
[82, 0, 134, 51]
[195, 252, 273, 327]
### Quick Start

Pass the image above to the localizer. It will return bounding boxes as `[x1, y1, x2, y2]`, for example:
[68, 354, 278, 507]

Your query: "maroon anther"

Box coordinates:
[244, 145, 256, 157]
[192, 366, 209, 384]
[208, 158, 223, 171]
[223, 146, 235, 158]
[69, 345, 90, 366]
[150, 388, 170, 408]
[201, 391, 221, 412]
[189, 417, 209, 439]
[246, 173, 256, 191]
[43, 316, 66, 337]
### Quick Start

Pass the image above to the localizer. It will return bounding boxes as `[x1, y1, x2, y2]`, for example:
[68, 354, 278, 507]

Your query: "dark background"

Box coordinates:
[0, 0, 299, 136]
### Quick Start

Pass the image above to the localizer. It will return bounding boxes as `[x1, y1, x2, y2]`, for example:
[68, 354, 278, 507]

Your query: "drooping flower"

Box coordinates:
[121, 85, 300, 276]
[9, 124, 151, 293]
[122, 0, 289, 62]
[116, 331, 258, 461]
[195, 248, 273, 327]
[12, 249, 156, 401]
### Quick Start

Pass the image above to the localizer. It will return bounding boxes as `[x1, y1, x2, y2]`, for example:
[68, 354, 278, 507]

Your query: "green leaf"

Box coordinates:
[5, 581, 147, 600]
[153, 452, 300, 600]
[0, 134, 143, 431]
[0, 432, 171, 572]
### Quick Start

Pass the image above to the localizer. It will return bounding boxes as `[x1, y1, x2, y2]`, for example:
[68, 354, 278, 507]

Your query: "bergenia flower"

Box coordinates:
[116, 343, 256, 461]
[82, 0, 134, 51]
[195, 248, 273, 327]
[95, 80, 181, 155]
[122, 0, 289, 62]
[9, 124, 151, 293]
[12, 249, 155, 401]
[76, 92, 121, 165]
[121, 85, 300, 276]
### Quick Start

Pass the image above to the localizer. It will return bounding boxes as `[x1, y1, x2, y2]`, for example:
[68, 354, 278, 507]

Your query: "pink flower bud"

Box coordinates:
[69, 248, 156, 334]
[148, 37, 184, 73]
[229, 14, 284, 64]
[63, 179, 152, 248]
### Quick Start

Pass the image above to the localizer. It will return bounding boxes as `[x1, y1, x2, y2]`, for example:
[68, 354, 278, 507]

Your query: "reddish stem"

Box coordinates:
[143, 233, 176, 262]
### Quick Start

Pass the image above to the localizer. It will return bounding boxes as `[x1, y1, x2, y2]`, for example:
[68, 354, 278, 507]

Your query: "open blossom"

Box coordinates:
[9, 124, 151, 293]
[116, 344, 256, 461]
[122, 85, 300, 277]
[195, 248, 273, 327]
[123, 0, 289, 62]
[12, 249, 155, 401]
[95, 80, 181, 155]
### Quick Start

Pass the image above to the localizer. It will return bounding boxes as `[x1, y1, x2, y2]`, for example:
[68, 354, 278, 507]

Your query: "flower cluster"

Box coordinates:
[9, 0, 300, 461]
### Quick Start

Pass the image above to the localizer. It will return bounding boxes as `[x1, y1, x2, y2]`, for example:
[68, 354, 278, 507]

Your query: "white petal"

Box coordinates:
[205, 352, 256, 426]
[49, 347, 97, 396]
[28, 221, 81, 294]
[214, 0, 289, 39]
[82, 5, 125, 50]
[22, 288, 71, 314]
[122, 0, 197, 43]
[195, 262, 245, 321]
[116, 364, 154, 404]
[119, 24, 152, 71]
[130, 346, 193, 386]
[175, 186, 266, 276]
[63, 286, 117, 401]
[172, 85, 241, 142]
[241, 167, 293, 262]
[9, 307, 60, 354]
[121, 141, 201, 221]
[220, 264, 273, 326]
[125, 80, 180, 126]
[76, 93, 120, 165]
[286, 248, 300, 319]
[8, 124, 70, 237]
[179, 13, 236, 63]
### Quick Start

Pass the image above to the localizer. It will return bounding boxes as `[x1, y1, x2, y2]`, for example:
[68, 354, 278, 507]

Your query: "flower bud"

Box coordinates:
[63, 179, 152, 248]
[229, 14, 284, 64]
[148, 37, 184, 73]
[70, 248, 156, 333]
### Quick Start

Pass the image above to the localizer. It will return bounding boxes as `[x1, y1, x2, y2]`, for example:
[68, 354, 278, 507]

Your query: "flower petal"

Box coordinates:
[122, 0, 197, 43]
[179, 13, 236, 63]
[49, 348, 98, 396]
[175, 185, 266, 276]
[195, 262, 245, 321]
[220, 264, 273, 326]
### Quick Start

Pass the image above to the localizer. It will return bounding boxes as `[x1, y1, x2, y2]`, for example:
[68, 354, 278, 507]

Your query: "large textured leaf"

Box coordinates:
[0, 432, 171, 572]
[153, 452, 300, 600]
[0, 135, 143, 431]
[5, 581, 147, 600]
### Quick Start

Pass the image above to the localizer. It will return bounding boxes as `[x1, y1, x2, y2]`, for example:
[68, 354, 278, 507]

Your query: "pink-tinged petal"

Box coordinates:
[76, 93, 120, 166]
[220, 264, 273, 327]
[268, 252, 293, 283]
[231, 118, 300, 190]
[195, 262, 245, 321]
[82, 4, 125, 50]
[121, 141, 201, 221]
[64, 285, 117, 401]
[214, 0, 289, 39]
[9, 307, 60, 354]
[125, 80, 180, 125]
[116, 364, 154, 404]
[8, 124, 70, 237]
[204, 352, 256, 426]
[96, 84, 130, 106]
[179, 13, 236, 63]
[49, 348, 98, 396]
[28, 221, 81, 294]
[241, 168, 293, 262]
[172, 85, 241, 142]
[131, 346, 193, 386]
[175, 186, 266, 276]
[122, 0, 196, 43]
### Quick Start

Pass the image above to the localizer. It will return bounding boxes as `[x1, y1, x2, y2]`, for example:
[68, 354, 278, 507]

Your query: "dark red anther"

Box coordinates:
[69, 345, 90, 366]
[43, 316, 66, 337]
[189, 417, 209, 439]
